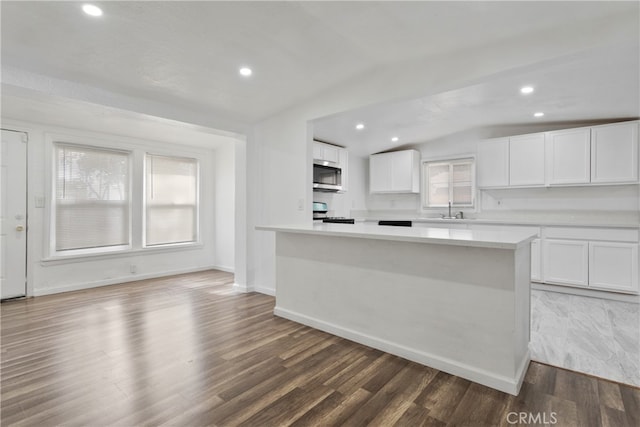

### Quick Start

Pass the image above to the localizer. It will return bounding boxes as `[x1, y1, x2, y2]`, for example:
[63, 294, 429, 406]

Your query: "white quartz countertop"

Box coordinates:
[257, 223, 537, 249]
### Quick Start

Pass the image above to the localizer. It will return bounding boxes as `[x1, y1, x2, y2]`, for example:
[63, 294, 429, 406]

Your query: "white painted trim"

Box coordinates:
[212, 265, 235, 274]
[274, 306, 528, 395]
[231, 282, 251, 293]
[532, 282, 640, 303]
[253, 286, 275, 296]
[33, 266, 217, 296]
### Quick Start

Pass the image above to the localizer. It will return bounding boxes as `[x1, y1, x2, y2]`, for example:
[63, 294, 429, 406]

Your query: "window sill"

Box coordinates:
[41, 243, 204, 265]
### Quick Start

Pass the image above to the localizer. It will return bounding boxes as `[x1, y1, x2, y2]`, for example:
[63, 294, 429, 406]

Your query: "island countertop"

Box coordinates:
[256, 222, 537, 250]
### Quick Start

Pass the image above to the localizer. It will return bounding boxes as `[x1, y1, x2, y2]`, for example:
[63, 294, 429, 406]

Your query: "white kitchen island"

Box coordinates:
[256, 222, 537, 395]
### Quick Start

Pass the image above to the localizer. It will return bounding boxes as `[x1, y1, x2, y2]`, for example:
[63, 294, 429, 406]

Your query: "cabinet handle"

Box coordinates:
[16, 225, 24, 232]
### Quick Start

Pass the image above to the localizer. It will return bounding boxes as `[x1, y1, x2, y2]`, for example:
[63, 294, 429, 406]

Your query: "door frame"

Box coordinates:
[1, 127, 29, 299]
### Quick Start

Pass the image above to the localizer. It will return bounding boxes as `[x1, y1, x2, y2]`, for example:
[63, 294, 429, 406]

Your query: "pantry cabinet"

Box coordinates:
[369, 150, 420, 193]
[591, 122, 639, 184]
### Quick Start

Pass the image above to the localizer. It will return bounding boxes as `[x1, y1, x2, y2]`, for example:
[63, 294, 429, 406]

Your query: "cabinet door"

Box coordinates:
[391, 150, 417, 192]
[322, 145, 339, 164]
[313, 142, 324, 161]
[589, 242, 638, 293]
[477, 138, 509, 187]
[510, 134, 545, 186]
[370, 153, 392, 193]
[531, 238, 541, 282]
[547, 128, 591, 185]
[543, 239, 589, 286]
[591, 122, 639, 183]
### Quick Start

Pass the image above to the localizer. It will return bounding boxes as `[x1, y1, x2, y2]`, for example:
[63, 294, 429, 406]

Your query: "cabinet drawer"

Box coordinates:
[544, 227, 638, 242]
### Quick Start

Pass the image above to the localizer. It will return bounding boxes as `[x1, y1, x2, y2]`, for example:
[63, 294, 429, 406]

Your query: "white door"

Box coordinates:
[1, 130, 27, 299]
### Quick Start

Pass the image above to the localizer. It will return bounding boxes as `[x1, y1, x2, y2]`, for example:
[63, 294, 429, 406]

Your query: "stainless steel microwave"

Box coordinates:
[313, 161, 342, 192]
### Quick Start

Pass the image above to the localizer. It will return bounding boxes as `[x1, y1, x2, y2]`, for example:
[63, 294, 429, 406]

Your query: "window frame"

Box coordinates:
[421, 157, 476, 210]
[50, 142, 133, 257]
[142, 153, 201, 249]
[45, 132, 207, 262]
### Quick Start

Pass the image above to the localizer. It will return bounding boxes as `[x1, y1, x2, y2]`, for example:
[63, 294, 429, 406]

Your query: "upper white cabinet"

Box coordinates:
[477, 138, 509, 187]
[313, 141, 340, 164]
[369, 150, 420, 193]
[509, 133, 545, 186]
[547, 127, 591, 185]
[591, 122, 639, 184]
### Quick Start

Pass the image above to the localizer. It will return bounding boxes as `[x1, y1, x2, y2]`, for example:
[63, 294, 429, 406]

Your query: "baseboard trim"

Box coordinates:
[253, 286, 275, 296]
[274, 306, 528, 395]
[232, 283, 252, 293]
[212, 265, 235, 274]
[33, 266, 218, 296]
[532, 282, 639, 303]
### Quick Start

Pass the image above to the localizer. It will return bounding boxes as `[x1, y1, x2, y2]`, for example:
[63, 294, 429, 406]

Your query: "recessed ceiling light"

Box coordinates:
[520, 86, 534, 94]
[239, 67, 252, 77]
[355, 123, 365, 130]
[82, 4, 103, 17]
[534, 112, 544, 117]
[391, 137, 399, 142]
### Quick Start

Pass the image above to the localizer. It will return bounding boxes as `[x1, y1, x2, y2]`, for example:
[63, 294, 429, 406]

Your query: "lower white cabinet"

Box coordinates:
[531, 239, 541, 282]
[543, 239, 589, 287]
[589, 242, 638, 292]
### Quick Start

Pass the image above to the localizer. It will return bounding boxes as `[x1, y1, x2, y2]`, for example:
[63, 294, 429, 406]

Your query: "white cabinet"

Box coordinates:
[543, 239, 589, 287]
[339, 148, 349, 192]
[531, 238, 541, 282]
[313, 141, 339, 164]
[547, 128, 591, 185]
[589, 242, 638, 292]
[369, 150, 420, 193]
[477, 138, 509, 187]
[509, 134, 545, 186]
[370, 152, 392, 193]
[591, 122, 639, 184]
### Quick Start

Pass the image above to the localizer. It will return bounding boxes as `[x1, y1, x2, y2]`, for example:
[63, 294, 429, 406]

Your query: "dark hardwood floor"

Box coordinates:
[1, 270, 638, 426]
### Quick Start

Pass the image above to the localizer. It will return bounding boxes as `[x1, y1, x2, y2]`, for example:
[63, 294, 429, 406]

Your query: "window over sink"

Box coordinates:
[422, 158, 475, 208]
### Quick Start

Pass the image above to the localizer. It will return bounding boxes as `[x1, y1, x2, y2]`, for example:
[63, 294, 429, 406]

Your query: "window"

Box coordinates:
[423, 158, 475, 208]
[54, 144, 130, 252]
[145, 154, 198, 246]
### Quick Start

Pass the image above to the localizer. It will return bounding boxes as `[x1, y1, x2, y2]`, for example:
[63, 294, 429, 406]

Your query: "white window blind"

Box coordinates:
[55, 144, 130, 251]
[145, 155, 198, 246]
[424, 158, 475, 207]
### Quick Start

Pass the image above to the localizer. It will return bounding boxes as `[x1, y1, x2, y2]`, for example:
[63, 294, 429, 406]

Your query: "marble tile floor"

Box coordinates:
[530, 289, 640, 387]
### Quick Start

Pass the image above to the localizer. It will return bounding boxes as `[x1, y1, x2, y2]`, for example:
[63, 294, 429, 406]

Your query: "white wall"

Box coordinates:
[2, 116, 236, 296]
[213, 142, 235, 272]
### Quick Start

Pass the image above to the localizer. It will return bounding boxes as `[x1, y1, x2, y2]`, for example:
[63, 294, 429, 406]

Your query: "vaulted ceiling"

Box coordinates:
[2, 1, 638, 151]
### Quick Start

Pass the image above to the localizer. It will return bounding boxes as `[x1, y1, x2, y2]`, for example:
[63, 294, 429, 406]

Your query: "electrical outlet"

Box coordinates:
[35, 196, 45, 208]
[297, 198, 304, 211]
[130, 264, 137, 274]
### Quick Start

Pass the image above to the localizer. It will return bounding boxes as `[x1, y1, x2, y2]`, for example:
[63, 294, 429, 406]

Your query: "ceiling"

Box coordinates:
[313, 42, 640, 156]
[1, 1, 639, 152]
